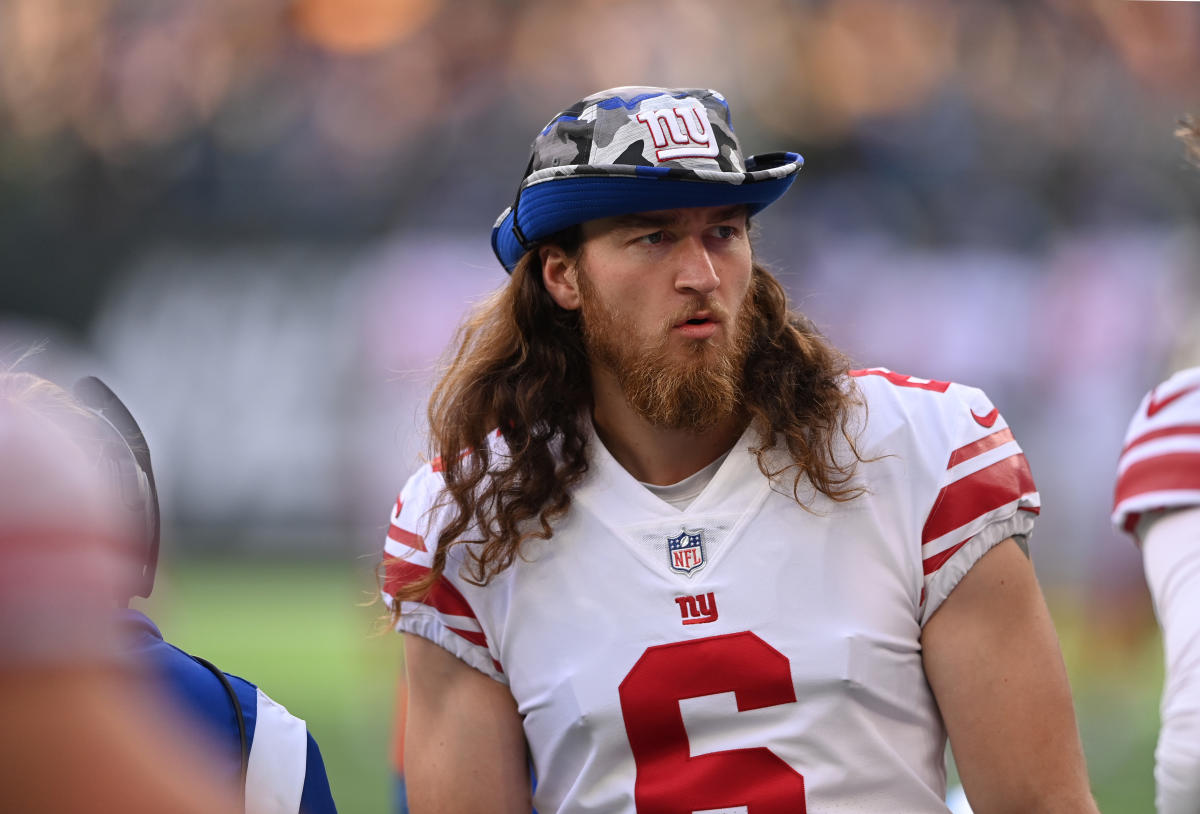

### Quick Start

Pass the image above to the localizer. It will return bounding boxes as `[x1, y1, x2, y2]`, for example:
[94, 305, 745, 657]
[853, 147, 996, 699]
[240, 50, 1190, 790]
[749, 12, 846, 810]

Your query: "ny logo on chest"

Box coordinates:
[674, 592, 718, 625]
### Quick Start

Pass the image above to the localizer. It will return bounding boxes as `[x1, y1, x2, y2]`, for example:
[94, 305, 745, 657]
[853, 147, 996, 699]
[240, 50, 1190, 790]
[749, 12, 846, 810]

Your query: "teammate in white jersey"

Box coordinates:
[1111, 118, 1200, 814]
[382, 86, 1096, 813]
[1114, 367, 1200, 814]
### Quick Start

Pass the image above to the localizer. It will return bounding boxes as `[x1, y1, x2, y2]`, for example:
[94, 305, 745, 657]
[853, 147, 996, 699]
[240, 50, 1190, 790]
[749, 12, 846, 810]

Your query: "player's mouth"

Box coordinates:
[673, 312, 719, 340]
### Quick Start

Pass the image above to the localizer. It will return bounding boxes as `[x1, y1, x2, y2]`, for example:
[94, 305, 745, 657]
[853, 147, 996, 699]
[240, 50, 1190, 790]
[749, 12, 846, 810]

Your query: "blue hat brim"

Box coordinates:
[491, 153, 802, 273]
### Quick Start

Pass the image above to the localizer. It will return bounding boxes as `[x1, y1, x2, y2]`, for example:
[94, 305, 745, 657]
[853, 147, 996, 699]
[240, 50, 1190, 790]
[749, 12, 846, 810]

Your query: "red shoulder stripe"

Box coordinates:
[923, 536, 971, 576]
[947, 428, 1014, 469]
[850, 368, 951, 393]
[387, 524, 426, 552]
[1114, 452, 1200, 507]
[1121, 425, 1200, 456]
[382, 555, 479, 623]
[922, 453, 1036, 544]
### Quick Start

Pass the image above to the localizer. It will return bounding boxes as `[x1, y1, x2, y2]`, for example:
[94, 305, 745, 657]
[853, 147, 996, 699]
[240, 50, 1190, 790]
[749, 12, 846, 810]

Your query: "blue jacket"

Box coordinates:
[120, 609, 337, 814]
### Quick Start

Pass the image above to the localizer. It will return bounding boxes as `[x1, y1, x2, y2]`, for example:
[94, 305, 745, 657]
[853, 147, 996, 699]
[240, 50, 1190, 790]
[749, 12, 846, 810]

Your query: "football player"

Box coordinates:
[382, 86, 1098, 812]
[1113, 367, 1200, 813]
[1, 371, 338, 814]
[1111, 117, 1200, 814]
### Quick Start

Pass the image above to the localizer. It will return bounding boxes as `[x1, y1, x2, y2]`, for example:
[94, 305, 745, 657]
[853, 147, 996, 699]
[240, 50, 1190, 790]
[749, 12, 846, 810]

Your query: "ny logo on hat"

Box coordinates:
[636, 102, 718, 162]
[491, 85, 804, 272]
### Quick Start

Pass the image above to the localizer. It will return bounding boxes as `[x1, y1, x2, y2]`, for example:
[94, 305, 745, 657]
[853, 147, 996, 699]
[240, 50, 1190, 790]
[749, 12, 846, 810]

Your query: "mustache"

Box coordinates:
[663, 298, 733, 331]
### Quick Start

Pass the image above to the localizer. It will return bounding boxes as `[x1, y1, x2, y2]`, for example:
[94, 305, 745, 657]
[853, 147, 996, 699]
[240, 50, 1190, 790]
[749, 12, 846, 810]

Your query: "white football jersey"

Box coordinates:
[1113, 366, 1200, 540]
[383, 368, 1040, 813]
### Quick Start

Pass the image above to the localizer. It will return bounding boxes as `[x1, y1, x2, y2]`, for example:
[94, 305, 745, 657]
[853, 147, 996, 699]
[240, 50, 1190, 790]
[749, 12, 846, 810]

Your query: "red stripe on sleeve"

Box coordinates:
[1121, 425, 1200, 456]
[492, 658, 505, 674]
[382, 555, 479, 622]
[1114, 452, 1200, 508]
[387, 524, 427, 552]
[947, 428, 1014, 469]
[922, 454, 1036, 544]
[923, 537, 971, 576]
[394, 496, 403, 517]
[448, 626, 488, 647]
[382, 554, 423, 599]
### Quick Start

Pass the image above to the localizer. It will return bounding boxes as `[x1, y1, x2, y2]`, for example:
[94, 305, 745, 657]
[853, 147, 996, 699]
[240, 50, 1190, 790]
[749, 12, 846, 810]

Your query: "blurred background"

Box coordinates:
[2, 0, 1198, 810]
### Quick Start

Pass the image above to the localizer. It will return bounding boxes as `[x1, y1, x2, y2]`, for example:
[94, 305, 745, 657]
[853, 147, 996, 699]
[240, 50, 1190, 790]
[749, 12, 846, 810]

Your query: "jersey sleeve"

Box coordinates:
[299, 731, 337, 814]
[244, 687, 309, 814]
[902, 376, 1040, 626]
[235, 680, 337, 814]
[380, 465, 506, 683]
[1113, 367, 1200, 542]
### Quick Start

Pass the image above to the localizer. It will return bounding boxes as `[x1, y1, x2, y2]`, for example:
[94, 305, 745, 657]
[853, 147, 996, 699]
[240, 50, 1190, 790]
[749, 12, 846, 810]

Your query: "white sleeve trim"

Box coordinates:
[920, 512, 1034, 627]
[245, 688, 308, 814]
[921, 492, 1039, 563]
[1142, 506, 1200, 814]
[396, 604, 508, 684]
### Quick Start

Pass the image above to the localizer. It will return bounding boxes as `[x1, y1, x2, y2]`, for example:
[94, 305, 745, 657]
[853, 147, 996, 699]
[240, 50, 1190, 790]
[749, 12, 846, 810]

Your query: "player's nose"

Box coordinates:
[673, 236, 720, 295]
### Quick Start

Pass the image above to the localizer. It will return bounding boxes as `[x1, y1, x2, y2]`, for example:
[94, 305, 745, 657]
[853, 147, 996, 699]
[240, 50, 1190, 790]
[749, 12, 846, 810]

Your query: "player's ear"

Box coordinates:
[540, 244, 581, 311]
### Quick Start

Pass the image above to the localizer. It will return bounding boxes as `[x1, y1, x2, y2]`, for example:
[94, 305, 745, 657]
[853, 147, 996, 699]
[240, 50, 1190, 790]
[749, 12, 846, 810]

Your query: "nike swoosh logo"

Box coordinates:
[1147, 384, 1200, 418]
[971, 407, 999, 428]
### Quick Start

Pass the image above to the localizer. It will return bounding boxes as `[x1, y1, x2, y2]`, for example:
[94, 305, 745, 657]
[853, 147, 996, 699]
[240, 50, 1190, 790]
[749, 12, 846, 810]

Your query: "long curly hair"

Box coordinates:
[388, 237, 865, 608]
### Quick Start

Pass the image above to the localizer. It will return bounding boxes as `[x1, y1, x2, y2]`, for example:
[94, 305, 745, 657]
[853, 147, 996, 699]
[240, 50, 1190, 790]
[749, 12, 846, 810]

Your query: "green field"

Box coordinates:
[143, 558, 1162, 813]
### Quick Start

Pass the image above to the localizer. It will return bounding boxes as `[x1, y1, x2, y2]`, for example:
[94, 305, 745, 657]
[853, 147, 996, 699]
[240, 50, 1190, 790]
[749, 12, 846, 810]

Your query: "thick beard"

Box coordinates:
[577, 264, 753, 432]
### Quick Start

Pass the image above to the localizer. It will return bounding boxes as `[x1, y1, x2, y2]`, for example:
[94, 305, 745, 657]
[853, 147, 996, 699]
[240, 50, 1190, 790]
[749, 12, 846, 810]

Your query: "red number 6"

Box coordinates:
[618, 631, 807, 813]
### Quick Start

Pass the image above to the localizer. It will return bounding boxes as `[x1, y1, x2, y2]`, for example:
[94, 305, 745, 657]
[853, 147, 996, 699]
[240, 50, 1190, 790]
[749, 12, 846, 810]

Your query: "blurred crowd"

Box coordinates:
[3, 0, 1199, 603]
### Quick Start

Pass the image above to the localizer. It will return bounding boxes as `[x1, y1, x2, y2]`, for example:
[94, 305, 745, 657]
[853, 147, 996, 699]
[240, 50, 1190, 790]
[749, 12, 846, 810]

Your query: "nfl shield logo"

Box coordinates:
[667, 528, 706, 575]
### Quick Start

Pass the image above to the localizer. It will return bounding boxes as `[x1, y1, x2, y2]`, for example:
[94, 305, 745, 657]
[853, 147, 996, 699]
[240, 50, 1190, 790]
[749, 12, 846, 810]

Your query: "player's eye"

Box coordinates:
[637, 231, 666, 245]
[711, 225, 738, 240]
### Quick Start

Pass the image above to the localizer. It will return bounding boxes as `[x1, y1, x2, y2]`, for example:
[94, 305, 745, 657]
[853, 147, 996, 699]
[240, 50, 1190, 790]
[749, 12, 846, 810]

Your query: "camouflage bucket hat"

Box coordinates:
[491, 86, 803, 272]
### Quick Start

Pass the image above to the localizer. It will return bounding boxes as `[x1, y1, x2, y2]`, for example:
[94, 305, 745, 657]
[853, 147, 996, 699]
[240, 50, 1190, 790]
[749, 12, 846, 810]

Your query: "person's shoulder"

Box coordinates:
[402, 430, 513, 500]
[135, 623, 260, 708]
[848, 367, 1009, 450]
[382, 438, 509, 605]
[1127, 367, 1200, 435]
[849, 370, 1039, 625]
[231, 674, 337, 813]
[850, 366, 992, 406]
[399, 457, 450, 507]
[1113, 367, 1200, 539]
[121, 611, 226, 684]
